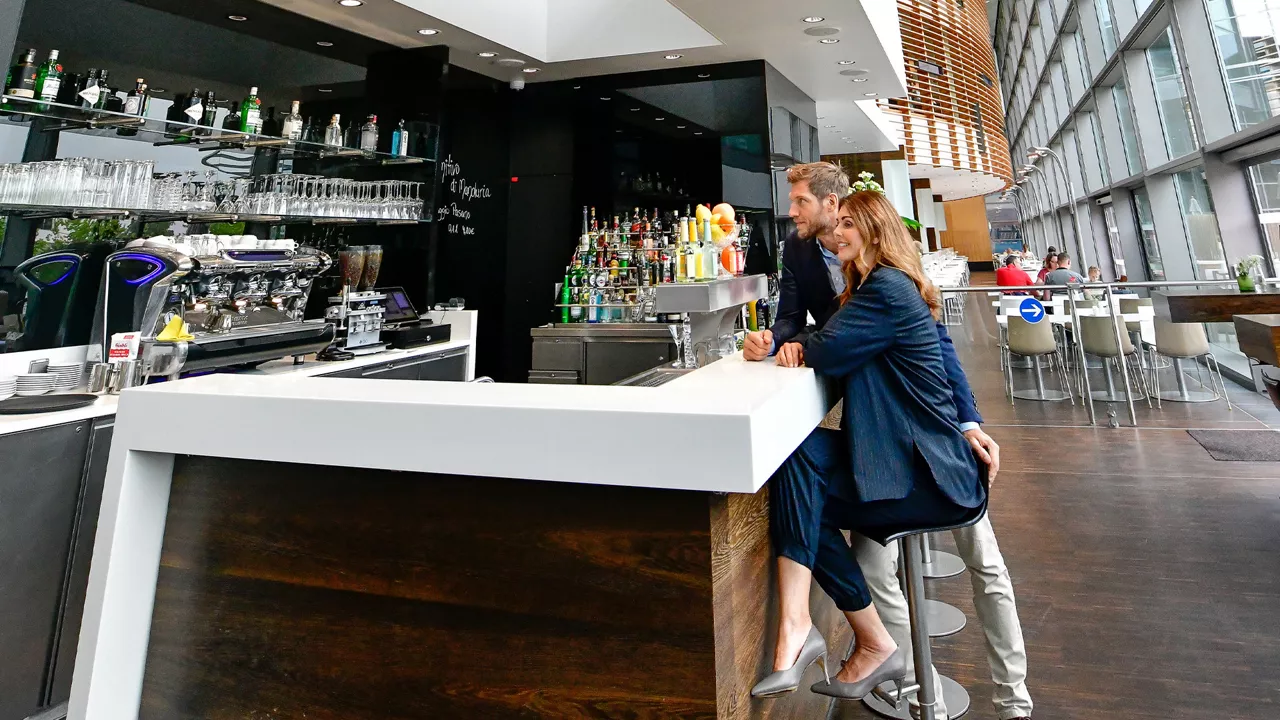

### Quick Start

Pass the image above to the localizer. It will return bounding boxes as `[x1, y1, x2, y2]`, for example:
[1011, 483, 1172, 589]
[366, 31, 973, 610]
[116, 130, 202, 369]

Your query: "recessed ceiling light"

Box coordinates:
[838, 60, 856, 66]
[820, 38, 840, 44]
[824, 124, 835, 128]
[573, 85, 581, 89]
[417, 28, 439, 35]
[655, 117, 665, 121]
[677, 125, 686, 129]
[852, 78, 869, 83]
[616, 129, 622, 133]
[803, 16, 825, 23]
[152, 88, 166, 93]
[478, 52, 498, 58]
[600, 96, 611, 100]
[864, 92, 877, 96]
[842, 137, 851, 140]
[694, 131, 703, 135]
[338, 0, 363, 6]
[630, 107, 640, 111]
[227, 14, 247, 21]
[698, 73, 711, 78]
[522, 67, 540, 73]
[318, 88, 334, 93]
[817, 116, 825, 119]
[665, 54, 683, 60]
[316, 41, 334, 47]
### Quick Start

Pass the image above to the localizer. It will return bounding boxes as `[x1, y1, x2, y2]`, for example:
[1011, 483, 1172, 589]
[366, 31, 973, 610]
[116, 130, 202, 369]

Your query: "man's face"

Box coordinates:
[788, 181, 837, 242]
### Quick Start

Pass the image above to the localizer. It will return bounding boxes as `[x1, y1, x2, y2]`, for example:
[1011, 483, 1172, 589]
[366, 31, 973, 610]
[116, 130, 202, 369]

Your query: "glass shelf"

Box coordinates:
[0, 201, 427, 226]
[0, 95, 436, 165]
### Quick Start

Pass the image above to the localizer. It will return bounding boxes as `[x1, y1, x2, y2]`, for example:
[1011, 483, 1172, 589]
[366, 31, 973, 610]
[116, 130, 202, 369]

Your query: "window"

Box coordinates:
[1095, 0, 1118, 57]
[1111, 79, 1142, 176]
[1206, 0, 1280, 130]
[1103, 203, 1127, 278]
[1246, 158, 1280, 273]
[1132, 188, 1166, 280]
[1173, 167, 1229, 280]
[1136, 0, 1153, 14]
[1148, 28, 1199, 158]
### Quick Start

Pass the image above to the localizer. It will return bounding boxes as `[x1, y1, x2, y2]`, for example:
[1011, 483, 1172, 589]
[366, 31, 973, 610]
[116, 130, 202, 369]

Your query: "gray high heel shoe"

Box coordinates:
[750, 625, 829, 698]
[809, 645, 908, 700]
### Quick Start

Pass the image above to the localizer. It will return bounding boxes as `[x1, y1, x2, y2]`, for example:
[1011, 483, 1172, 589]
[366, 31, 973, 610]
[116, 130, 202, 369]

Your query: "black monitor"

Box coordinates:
[378, 286, 419, 326]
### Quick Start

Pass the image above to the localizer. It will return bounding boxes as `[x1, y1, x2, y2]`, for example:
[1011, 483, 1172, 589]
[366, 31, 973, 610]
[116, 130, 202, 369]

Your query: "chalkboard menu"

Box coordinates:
[436, 154, 493, 238]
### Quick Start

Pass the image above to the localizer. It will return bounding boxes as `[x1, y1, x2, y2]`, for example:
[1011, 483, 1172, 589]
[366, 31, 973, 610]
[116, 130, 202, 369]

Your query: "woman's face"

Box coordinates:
[833, 208, 866, 264]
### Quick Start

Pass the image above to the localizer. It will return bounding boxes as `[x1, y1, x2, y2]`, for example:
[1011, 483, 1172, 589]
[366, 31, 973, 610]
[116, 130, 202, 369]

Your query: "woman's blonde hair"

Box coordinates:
[837, 191, 942, 320]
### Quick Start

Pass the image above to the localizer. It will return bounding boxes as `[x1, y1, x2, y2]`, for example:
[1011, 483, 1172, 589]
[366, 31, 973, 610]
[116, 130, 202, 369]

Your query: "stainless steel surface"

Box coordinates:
[862, 675, 971, 719]
[653, 275, 768, 314]
[924, 600, 967, 638]
[27, 359, 49, 373]
[87, 364, 111, 393]
[532, 323, 676, 340]
[613, 365, 695, 387]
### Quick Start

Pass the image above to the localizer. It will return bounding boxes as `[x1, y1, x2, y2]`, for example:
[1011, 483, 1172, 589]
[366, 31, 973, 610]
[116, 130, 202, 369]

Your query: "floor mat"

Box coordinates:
[1187, 429, 1280, 461]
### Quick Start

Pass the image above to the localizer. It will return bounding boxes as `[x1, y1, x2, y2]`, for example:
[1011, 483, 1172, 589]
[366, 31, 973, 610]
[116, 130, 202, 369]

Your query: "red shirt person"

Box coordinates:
[996, 256, 1035, 294]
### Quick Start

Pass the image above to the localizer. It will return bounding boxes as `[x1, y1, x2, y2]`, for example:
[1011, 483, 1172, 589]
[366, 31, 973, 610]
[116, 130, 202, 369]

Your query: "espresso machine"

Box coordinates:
[88, 241, 336, 378]
[10, 244, 112, 352]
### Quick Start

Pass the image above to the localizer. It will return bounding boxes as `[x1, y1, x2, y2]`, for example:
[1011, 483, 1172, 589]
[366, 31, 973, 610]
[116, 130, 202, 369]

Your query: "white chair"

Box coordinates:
[1004, 316, 1073, 403]
[1149, 320, 1232, 409]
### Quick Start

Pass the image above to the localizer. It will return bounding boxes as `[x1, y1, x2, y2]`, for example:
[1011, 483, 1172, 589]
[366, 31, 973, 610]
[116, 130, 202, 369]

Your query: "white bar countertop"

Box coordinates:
[70, 353, 831, 720]
[0, 310, 476, 437]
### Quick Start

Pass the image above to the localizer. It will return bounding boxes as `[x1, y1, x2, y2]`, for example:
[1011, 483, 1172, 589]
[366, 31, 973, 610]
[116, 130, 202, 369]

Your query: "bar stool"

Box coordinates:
[1004, 316, 1073, 403]
[1078, 315, 1151, 410]
[863, 504, 989, 720]
[920, 535, 967, 638]
[1149, 320, 1232, 409]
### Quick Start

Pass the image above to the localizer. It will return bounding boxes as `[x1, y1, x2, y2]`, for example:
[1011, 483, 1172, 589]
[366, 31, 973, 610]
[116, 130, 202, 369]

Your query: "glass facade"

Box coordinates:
[1207, 0, 1280, 130]
[1131, 188, 1166, 280]
[1103, 203, 1127, 278]
[1148, 28, 1199, 158]
[1111, 79, 1142, 176]
[1095, 0, 1118, 57]
[1247, 158, 1280, 273]
[1173, 167, 1230, 280]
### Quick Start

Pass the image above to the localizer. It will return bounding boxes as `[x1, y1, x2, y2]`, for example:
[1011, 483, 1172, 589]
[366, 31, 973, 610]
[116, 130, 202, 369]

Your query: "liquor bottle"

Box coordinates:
[222, 104, 242, 131]
[261, 106, 280, 137]
[280, 101, 303, 141]
[96, 70, 115, 110]
[198, 90, 217, 134]
[702, 219, 716, 280]
[631, 207, 643, 240]
[560, 268, 571, 324]
[77, 68, 102, 108]
[56, 72, 81, 106]
[118, 78, 146, 136]
[360, 115, 378, 152]
[390, 119, 409, 157]
[239, 87, 262, 133]
[609, 250, 620, 283]
[182, 87, 204, 125]
[661, 246, 674, 283]
[34, 49, 63, 108]
[587, 284, 600, 324]
[579, 206, 590, 252]
[324, 114, 343, 147]
[7, 49, 38, 100]
[569, 262, 585, 323]
[675, 216, 688, 283]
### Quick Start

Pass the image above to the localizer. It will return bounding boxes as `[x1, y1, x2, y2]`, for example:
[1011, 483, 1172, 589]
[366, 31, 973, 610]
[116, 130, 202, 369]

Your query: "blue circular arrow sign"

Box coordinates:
[1018, 297, 1045, 324]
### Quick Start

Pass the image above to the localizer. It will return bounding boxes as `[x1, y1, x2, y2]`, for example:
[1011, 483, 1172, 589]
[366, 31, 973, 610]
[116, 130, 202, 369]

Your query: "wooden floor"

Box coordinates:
[839, 275, 1280, 719]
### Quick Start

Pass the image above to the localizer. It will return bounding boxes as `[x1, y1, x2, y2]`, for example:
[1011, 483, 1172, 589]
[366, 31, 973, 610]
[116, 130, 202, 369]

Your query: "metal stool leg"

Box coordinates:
[920, 533, 965, 579]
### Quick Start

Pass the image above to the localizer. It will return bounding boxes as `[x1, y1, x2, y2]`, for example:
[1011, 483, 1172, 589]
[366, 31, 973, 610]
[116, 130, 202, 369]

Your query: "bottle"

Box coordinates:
[579, 206, 591, 252]
[238, 86, 261, 133]
[390, 119, 409, 157]
[261, 106, 280, 137]
[703, 218, 717, 280]
[675, 216, 689, 282]
[199, 90, 217, 135]
[34, 49, 63, 108]
[7, 49, 38, 100]
[96, 70, 114, 110]
[281, 100, 303, 140]
[324, 114, 343, 147]
[222, 104, 242, 131]
[560, 268, 572, 324]
[118, 78, 146, 136]
[360, 115, 378, 152]
[56, 72, 81, 105]
[569, 262, 585, 323]
[77, 68, 101, 108]
[182, 87, 204, 124]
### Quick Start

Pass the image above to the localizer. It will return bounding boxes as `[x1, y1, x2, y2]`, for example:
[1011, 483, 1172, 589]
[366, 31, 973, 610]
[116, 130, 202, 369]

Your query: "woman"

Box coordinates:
[751, 191, 988, 700]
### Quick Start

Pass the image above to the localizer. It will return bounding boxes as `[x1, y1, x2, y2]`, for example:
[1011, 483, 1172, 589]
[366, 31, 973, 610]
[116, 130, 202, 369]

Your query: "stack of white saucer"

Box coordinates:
[15, 373, 55, 396]
[0, 376, 15, 401]
[47, 363, 85, 392]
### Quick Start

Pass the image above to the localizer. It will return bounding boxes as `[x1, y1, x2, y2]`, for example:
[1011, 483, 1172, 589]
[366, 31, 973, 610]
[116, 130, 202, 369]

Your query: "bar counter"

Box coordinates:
[70, 355, 845, 719]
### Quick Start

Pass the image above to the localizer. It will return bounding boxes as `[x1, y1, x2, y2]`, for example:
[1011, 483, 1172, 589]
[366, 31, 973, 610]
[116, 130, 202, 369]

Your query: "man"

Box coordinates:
[744, 162, 1034, 720]
[1045, 252, 1086, 285]
[995, 255, 1035, 295]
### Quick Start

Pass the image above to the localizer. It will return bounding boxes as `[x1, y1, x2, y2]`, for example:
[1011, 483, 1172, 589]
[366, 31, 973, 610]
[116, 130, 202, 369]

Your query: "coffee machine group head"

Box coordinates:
[12, 244, 113, 352]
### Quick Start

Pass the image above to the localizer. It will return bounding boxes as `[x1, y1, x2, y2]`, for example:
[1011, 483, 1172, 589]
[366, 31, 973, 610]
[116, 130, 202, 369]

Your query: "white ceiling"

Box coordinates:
[252, 0, 909, 153]
[816, 99, 900, 154]
[909, 163, 1006, 201]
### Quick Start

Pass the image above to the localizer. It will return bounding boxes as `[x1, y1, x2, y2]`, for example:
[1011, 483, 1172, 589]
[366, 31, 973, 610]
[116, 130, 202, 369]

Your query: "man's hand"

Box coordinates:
[743, 330, 773, 362]
[963, 427, 1000, 484]
[776, 342, 805, 368]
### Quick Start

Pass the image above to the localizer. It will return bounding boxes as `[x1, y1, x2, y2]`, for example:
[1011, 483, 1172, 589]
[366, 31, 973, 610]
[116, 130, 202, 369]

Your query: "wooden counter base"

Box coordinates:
[138, 457, 850, 719]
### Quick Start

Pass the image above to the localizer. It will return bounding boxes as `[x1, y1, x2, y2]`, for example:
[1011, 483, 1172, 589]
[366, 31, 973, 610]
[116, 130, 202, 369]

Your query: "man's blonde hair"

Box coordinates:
[786, 162, 850, 203]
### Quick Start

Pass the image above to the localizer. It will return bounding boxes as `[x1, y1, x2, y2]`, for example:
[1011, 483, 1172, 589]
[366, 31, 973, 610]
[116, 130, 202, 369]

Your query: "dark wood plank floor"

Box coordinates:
[837, 277, 1280, 719]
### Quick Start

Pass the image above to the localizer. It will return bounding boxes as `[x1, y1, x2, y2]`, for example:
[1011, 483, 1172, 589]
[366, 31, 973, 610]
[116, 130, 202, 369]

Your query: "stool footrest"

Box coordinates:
[872, 680, 918, 707]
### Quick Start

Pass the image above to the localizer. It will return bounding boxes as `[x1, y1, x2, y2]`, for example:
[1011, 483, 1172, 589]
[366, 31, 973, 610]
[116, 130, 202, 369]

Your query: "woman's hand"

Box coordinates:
[776, 342, 805, 368]
[963, 427, 1000, 484]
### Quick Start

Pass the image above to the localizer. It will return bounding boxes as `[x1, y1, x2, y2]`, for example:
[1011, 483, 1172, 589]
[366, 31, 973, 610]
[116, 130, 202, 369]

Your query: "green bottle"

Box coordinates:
[239, 86, 261, 133]
[34, 49, 62, 108]
[560, 269, 572, 324]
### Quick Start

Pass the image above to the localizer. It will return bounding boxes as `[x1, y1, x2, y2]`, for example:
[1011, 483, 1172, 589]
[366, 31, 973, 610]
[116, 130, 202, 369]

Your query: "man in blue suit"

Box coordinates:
[744, 163, 1033, 720]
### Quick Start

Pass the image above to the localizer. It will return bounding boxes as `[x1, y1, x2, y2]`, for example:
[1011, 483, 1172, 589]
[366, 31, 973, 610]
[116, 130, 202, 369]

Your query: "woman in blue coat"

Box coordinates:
[751, 191, 988, 700]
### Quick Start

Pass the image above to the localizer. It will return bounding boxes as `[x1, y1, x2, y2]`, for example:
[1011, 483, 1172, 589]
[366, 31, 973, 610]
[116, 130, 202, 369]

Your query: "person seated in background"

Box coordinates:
[1036, 254, 1057, 283]
[1045, 252, 1087, 286]
[995, 255, 1035, 295]
[1087, 266, 1101, 283]
[1084, 266, 1105, 299]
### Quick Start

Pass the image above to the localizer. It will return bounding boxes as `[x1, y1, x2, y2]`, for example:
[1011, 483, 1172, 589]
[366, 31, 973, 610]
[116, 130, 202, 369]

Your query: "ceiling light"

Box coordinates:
[838, 60, 855, 66]
[820, 38, 840, 44]
[522, 67, 540, 73]
[863, 92, 877, 96]
[573, 85, 581, 89]
[227, 14, 247, 21]
[630, 107, 640, 111]
[677, 125, 686, 129]
[697, 73, 711, 78]
[824, 124, 835, 128]
[316, 41, 334, 47]
[852, 78, 868, 83]
[665, 54, 683, 60]
[478, 52, 498, 58]
[616, 129, 623, 133]
[842, 137, 851, 140]
[655, 117, 665, 121]
[803, 16, 825, 23]
[694, 131, 703, 135]
[318, 88, 333, 93]
[417, 28, 439, 35]
[338, 0, 363, 6]
[600, 96, 611, 100]
[817, 116, 825, 119]
[152, 88, 166, 93]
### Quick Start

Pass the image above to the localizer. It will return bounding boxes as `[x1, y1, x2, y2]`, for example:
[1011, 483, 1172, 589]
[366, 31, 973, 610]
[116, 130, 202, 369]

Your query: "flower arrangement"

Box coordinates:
[1235, 254, 1263, 292]
[847, 171, 921, 232]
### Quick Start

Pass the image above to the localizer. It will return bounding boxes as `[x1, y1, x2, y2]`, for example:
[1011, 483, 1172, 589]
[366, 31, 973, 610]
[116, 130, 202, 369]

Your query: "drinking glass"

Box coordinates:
[668, 323, 684, 368]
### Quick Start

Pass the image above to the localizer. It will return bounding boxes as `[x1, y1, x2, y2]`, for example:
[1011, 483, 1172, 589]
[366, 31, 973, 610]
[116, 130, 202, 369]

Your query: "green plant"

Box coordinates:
[210, 221, 246, 235]
[35, 218, 133, 255]
[1235, 254, 1263, 277]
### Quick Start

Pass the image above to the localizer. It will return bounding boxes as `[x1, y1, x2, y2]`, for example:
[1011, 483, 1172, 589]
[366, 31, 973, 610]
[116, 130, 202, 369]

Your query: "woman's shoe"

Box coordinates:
[750, 625, 829, 698]
[809, 645, 908, 700]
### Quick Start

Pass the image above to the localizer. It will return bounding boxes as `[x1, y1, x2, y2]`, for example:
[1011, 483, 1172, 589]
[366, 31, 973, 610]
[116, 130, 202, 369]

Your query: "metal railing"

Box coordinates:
[935, 279, 1240, 427]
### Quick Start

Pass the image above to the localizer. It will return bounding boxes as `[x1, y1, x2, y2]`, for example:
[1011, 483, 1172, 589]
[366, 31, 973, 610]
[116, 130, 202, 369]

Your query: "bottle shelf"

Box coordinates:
[0, 201, 428, 226]
[0, 95, 437, 165]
